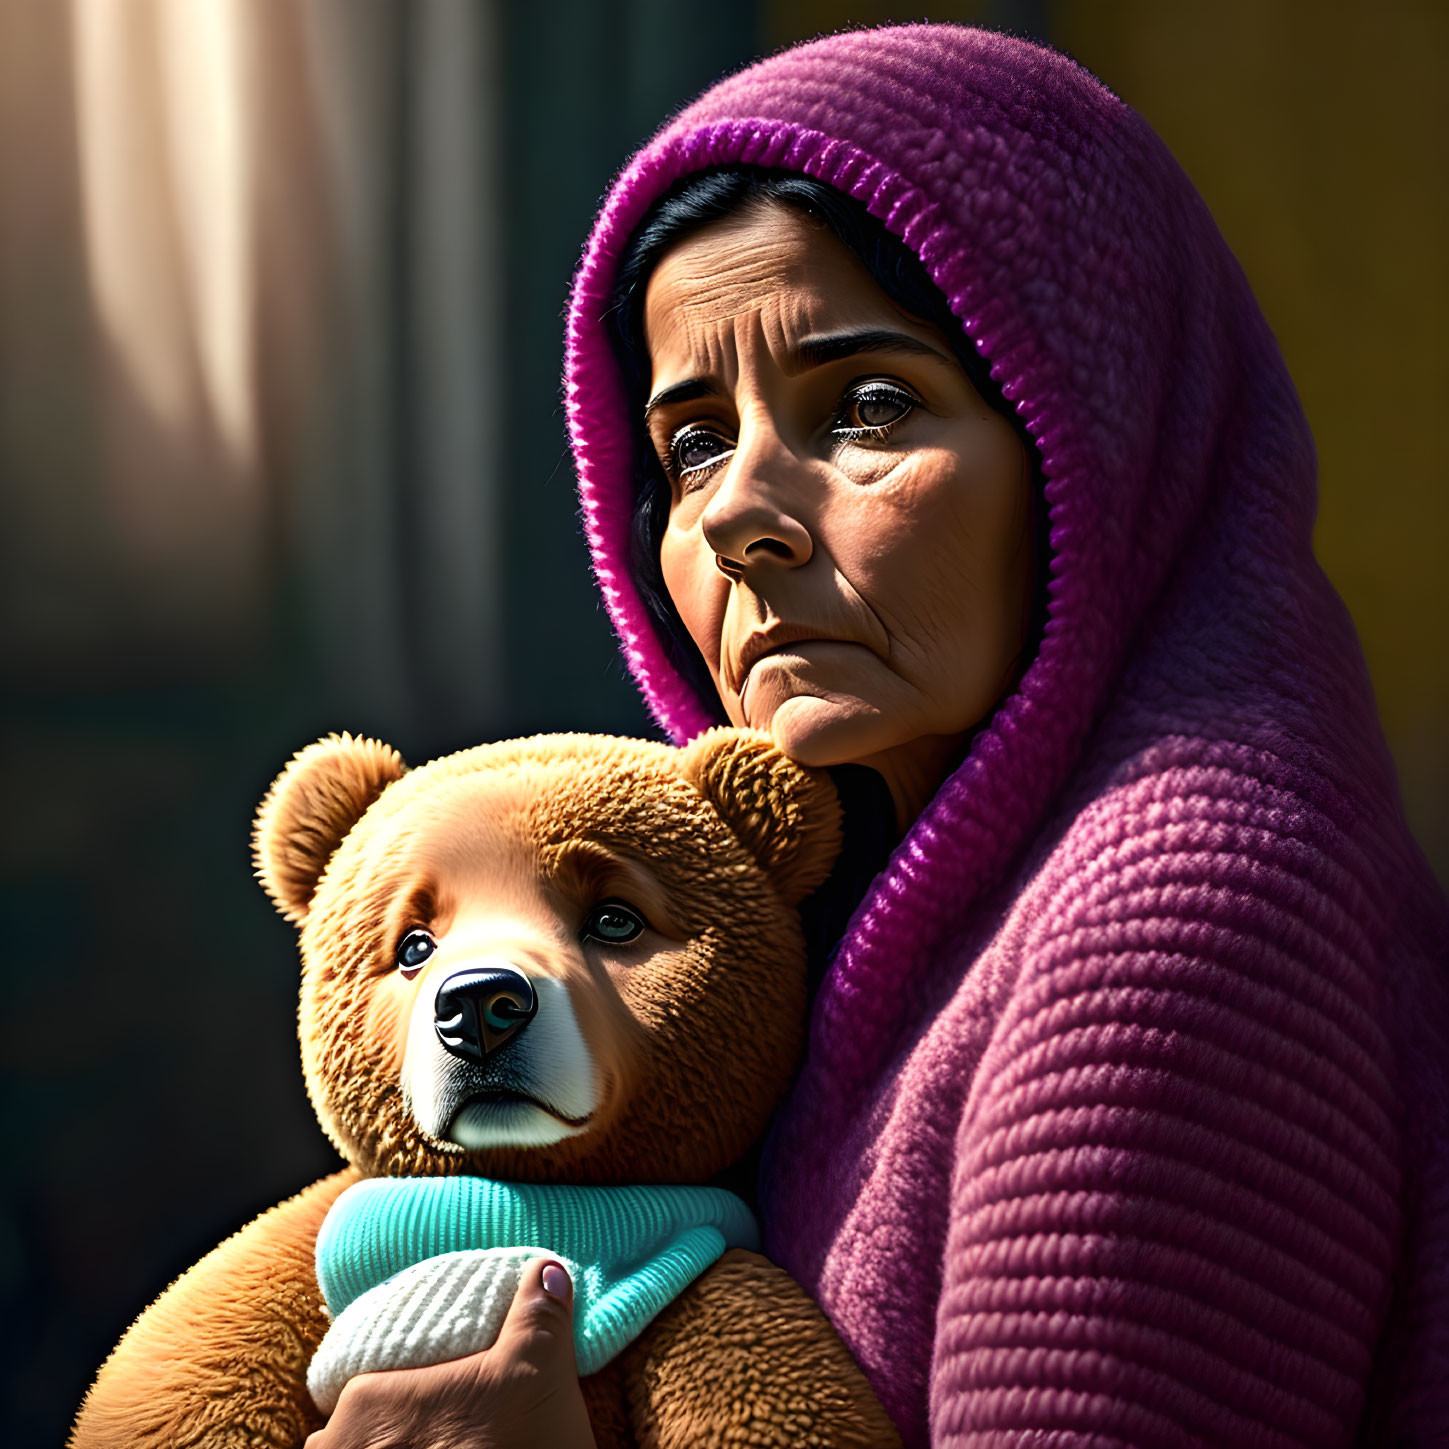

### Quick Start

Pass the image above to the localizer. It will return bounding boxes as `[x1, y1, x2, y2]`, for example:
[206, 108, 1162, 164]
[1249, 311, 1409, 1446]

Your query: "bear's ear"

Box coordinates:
[678, 729, 842, 906]
[253, 733, 407, 924]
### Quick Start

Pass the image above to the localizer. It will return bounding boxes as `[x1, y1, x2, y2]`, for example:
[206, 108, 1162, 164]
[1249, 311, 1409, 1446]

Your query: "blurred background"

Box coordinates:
[2, 1, 1443, 1443]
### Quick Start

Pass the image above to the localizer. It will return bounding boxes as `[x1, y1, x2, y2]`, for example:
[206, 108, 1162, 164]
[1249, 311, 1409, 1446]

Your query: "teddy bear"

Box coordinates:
[70, 727, 902, 1448]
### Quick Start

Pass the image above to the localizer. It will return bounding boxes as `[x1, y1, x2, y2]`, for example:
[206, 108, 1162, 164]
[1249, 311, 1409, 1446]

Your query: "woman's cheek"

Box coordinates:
[660, 530, 726, 660]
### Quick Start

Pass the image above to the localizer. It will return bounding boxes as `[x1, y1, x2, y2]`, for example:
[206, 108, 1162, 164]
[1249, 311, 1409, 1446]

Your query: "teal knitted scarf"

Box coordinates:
[315, 1175, 760, 1375]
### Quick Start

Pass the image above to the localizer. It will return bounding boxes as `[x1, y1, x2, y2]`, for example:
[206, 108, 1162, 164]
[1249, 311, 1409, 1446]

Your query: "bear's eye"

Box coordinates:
[581, 900, 646, 946]
[396, 928, 436, 977]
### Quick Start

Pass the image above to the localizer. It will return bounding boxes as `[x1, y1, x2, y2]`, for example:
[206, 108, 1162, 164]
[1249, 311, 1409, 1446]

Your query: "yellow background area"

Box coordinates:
[768, 0, 1449, 881]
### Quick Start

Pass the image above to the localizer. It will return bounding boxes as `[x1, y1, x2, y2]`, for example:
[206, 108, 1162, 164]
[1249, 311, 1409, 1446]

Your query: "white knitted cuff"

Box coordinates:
[308, 1246, 565, 1415]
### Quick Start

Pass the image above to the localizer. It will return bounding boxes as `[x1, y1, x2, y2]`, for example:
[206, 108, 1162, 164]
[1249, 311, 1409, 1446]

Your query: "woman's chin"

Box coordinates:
[760, 693, 897, 769]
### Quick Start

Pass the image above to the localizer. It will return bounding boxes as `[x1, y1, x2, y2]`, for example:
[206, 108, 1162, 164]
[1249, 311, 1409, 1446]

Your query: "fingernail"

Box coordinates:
[542, 1262, 571, 1301]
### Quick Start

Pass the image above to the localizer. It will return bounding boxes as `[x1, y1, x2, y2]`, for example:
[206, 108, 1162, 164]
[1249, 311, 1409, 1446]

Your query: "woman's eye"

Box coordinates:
[670, 426, 734, 477]
[837, 383, 916, 434]
[582, 900, 646, 946]
[396, 928, 436, 977]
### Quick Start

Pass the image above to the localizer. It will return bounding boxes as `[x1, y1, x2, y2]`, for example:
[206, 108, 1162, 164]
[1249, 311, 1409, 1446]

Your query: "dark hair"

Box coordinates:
[605, 166, 1047, 714]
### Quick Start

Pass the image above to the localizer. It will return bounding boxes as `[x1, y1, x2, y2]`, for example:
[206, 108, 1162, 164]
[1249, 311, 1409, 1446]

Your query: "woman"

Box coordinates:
[312, 24, 1448, 1448]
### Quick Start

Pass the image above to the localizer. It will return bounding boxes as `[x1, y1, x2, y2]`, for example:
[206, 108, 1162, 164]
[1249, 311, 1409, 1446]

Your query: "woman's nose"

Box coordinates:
[700, 415, 813, 577]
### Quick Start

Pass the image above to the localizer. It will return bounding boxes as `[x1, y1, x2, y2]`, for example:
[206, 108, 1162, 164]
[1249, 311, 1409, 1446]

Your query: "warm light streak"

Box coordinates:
[160, 0, 255, 466]
[72, 0, 257, 469]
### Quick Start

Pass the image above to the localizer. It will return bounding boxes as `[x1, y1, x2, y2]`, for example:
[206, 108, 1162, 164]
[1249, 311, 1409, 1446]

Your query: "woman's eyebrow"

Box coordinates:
[793, 328, 952, 370]
[644, 328, 951, 419]
[644, 378, 719, 420]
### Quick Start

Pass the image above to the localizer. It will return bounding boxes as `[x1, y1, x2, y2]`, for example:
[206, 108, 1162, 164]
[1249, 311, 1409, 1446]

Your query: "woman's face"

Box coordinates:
[645, 201, 1035, 827]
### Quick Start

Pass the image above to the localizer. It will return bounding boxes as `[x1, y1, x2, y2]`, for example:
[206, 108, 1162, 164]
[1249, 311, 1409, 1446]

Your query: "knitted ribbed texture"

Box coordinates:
[563, 24, 1449, 1448]
[313, 1176, 758, 1387]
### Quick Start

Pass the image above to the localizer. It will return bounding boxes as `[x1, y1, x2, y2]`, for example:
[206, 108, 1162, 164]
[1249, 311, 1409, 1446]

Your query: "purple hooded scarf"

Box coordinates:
[564, 25, 1449, 1447]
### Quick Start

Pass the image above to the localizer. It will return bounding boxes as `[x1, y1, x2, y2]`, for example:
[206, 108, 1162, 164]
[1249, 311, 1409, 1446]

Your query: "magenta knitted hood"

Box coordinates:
[566, 24, 1449, 1445]
[567, 21, 1422, 1066]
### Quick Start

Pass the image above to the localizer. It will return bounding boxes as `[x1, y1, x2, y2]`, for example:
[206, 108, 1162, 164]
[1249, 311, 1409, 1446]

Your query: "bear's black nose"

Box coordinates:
[434, 966, 537, 1062]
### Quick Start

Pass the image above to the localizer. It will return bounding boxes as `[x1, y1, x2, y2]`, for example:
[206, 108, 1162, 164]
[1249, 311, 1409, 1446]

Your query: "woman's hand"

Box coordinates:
[304, 1259, 597, 1449]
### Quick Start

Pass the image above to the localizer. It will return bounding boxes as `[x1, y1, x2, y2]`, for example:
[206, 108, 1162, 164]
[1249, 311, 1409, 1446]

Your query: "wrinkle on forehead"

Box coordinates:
[642, 203, 959, 405]
[643, 204, 883, 385]
[645, 204, 820, 331]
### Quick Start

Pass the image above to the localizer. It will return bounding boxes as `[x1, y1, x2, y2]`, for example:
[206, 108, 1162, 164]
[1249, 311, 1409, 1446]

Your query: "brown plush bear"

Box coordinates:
[70, 728, 901, 1448]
